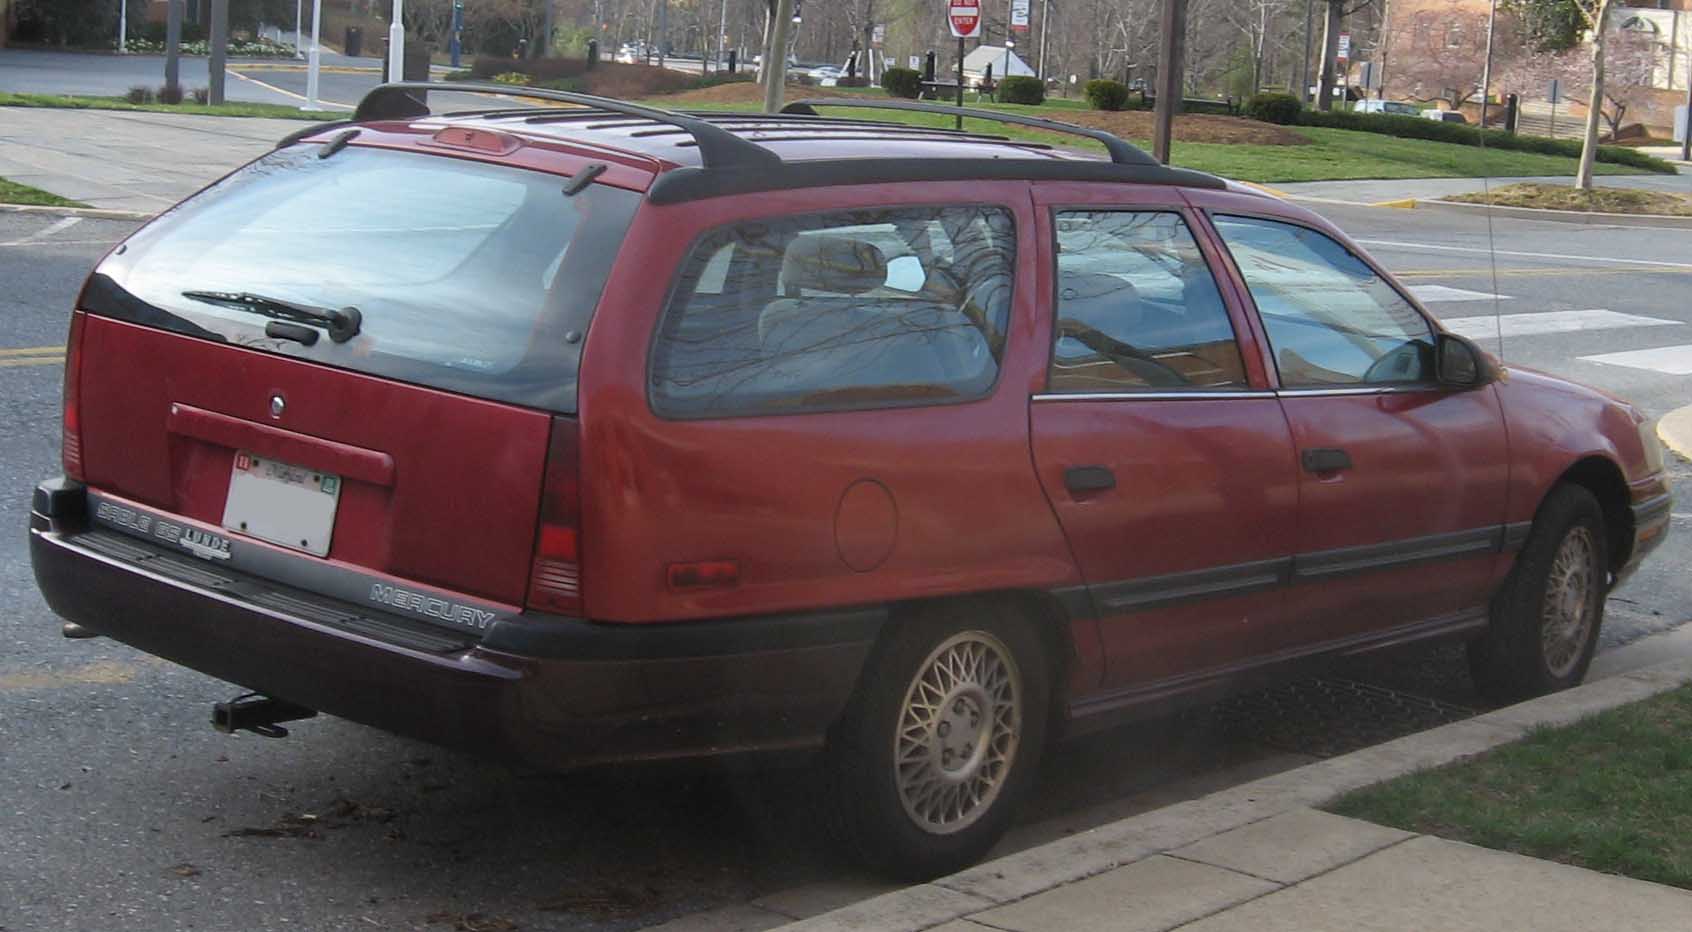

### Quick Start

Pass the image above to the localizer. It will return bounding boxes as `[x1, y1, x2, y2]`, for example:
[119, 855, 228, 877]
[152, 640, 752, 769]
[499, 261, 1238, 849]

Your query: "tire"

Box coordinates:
[1468, 484, 1608, 703]
[827, 601, 1051, 881]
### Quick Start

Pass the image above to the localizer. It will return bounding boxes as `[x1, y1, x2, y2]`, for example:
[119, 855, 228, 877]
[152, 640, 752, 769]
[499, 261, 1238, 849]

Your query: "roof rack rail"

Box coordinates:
[780, 98, 1158, 167]
[352, 82, 780, 171]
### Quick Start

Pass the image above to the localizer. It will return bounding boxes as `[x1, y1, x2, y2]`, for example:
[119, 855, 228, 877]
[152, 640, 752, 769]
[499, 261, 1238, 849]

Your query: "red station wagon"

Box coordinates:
[30, 84, 1672, 878]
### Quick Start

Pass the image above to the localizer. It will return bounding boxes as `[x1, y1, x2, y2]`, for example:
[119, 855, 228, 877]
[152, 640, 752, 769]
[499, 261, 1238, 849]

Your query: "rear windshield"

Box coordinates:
[83, 145, 639, 412]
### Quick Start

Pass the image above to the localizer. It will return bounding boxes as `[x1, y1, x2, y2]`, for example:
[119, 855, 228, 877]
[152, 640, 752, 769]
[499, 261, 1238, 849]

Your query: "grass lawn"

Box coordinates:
[1328, 684, 1692, 891]
[0, 92, 334, 121]
[0, 177, 86, 208]
[639, 96, 1649, 183]
[1445, 181, 1692, 216]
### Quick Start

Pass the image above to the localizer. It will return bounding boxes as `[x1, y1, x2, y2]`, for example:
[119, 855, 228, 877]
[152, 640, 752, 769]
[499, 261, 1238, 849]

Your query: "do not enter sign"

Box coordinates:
[949, 0, 982, 38]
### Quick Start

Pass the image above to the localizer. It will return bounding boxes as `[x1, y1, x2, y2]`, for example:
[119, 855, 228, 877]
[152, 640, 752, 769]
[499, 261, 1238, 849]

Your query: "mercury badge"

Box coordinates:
[269, 393, 286, 419]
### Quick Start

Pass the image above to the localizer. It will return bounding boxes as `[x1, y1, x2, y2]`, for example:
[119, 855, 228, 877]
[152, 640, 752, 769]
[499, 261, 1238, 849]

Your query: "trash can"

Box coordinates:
[403, 43, 432, 82]
[345, 26, 363, 58]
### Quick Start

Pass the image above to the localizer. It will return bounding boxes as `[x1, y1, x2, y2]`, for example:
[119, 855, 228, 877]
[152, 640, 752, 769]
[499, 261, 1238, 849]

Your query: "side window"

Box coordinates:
[1049, 211, 1248, 392]
[1214, 216, 1435, 387]
[651, 205, 1016, 418]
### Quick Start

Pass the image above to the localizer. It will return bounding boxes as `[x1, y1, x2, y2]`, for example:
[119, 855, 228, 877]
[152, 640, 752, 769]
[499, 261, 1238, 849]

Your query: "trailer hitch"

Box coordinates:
[212, 692, 317, 739]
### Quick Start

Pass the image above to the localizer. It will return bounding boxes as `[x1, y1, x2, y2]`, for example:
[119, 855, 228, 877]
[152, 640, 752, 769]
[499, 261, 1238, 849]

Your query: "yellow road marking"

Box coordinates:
[1238, 181, 1291, 199]
[0, 357, 63, 367]
[0, 660, 142, 692]
[229, 70, 357, 111]
[0, 345, 65, 357]
[1370, 198, 1418, 209]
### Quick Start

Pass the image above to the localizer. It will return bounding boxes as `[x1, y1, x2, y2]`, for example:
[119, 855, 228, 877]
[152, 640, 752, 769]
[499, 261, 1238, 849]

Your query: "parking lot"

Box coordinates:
[2, 203, 1689, 932]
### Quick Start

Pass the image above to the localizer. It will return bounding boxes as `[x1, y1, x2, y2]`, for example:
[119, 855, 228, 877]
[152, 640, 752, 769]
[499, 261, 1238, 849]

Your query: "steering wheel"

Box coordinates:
[1361, 341, 1428, 384]
[1057, 319, 1188, 388]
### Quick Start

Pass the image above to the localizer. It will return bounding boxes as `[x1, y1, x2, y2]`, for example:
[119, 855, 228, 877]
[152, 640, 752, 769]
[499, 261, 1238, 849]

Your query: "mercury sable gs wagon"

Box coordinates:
[30, 84, 1671, 879]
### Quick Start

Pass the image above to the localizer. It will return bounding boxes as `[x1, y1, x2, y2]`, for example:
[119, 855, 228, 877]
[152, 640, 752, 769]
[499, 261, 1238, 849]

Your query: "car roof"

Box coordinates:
[297, 83, 1228, 205]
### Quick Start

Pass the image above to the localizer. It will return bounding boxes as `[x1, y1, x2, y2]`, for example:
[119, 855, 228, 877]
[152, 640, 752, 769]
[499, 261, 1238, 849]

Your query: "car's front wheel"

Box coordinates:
[828, 602, 1050, 880]
[1469, 484, 1608, 702]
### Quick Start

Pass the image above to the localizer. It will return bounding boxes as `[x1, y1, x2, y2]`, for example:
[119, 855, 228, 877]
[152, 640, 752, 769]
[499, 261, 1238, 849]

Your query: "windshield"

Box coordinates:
[85, 145, 639, 412]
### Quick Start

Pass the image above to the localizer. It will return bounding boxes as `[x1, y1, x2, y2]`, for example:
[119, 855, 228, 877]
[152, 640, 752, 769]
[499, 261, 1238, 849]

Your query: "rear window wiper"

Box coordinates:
[182, 290, 362, 344]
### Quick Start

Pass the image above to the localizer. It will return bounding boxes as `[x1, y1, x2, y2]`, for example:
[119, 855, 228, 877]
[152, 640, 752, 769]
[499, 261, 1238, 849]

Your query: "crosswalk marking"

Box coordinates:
[1408, 285, 1511, 304]
[1439, 310, 1681, 341]
[1579, 345, 1692, 375]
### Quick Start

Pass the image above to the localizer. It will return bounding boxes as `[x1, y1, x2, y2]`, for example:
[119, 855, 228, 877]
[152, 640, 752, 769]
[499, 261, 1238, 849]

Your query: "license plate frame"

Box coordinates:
[221, 452, 342, 557]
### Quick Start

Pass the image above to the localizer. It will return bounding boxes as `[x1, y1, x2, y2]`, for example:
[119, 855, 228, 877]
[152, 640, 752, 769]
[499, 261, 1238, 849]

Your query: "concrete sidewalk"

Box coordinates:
[0, 106, 301, 213]
[759, 656, 1692, 932]
[1274, 171, 1692, 207]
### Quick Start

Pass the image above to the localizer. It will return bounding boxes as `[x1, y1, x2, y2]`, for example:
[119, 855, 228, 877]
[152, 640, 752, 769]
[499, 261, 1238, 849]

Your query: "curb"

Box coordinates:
[0, 203, 154, 221]
[1414, 196, 1692, 230]
[1659, 406, 1692, 462]
[774, 656, 1692, 931]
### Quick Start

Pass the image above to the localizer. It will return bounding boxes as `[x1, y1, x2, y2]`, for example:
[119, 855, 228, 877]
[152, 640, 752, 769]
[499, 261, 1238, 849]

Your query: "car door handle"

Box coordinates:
[1064, 466, 1117, 493]
[1301, 448, 1353, 474]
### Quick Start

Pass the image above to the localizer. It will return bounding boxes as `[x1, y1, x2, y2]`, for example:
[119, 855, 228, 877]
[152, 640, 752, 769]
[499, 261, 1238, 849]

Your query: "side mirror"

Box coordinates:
[1436, 332, 1500, 389]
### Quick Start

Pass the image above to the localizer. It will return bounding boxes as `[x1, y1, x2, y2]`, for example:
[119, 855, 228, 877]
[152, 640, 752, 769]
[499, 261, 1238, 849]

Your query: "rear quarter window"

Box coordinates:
[649, 205, 1017, 418]
[84, 145, 639, 412]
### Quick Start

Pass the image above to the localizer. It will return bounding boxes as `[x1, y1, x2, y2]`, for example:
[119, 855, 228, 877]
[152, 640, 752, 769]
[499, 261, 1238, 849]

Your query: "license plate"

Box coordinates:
[222, 452, 342, 557]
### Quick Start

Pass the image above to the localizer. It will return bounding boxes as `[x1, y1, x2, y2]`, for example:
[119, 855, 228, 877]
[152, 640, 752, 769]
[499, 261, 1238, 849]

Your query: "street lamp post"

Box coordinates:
[295, 0, 303, 59]
[1479, 0, 1498, 128]
[304, 0, 323, 110]
[118, 0, 127, 54]
[388, 0, 406, 84]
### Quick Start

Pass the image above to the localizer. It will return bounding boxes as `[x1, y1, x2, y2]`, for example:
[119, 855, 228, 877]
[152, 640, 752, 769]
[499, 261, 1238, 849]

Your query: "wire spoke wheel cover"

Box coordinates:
[894, 630, 1022, 835]
[1541, 525, 1597, 679]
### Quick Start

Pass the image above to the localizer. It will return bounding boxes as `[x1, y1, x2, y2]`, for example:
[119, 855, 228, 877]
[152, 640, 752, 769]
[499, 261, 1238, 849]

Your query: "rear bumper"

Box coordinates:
[29, 480, 880, 770]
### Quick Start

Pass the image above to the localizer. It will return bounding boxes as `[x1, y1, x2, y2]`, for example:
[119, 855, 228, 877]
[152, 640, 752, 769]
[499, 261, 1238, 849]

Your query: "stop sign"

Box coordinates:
[949, 0, 981, 38]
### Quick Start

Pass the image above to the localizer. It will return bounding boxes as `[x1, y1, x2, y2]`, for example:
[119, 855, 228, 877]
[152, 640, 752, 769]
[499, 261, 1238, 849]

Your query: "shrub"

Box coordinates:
[1085, 79, 1129, 111]
[125, 85, 154, 104]
[1295, 109, 1677, 173]
[999, 76, 1044, 105]
[492, 71, 534, 86]
[156, 84, 185, 104]
[191, 87, 210, 104]
[836, 75, 872, 88]
[536, 77, 585, 93]
[1245, 92, 1302, 125]
[881, 67, 922, 99]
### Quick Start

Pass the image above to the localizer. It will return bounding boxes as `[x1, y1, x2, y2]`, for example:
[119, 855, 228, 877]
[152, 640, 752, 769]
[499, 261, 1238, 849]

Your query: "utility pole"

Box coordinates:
[1152, 0, 1185, 164]
[1682, 50, 1691, 163]
[164, 0, 182, 97]
[209, 0, 229, 105]
[1315, 0, 1341, 111]
[718, 0, 729, 72]
[388, 0, 405, 83]
[295, 0, 303, 58]
[658, 0, 668, 68]
[305, 0, 323, 109]
[1036, 0, 1050, 80]
[117, 0, 128, 54]
[763, 0, 795, 112]
[1479, 0, 1498, 127]
[1300, 0, 1315, 102]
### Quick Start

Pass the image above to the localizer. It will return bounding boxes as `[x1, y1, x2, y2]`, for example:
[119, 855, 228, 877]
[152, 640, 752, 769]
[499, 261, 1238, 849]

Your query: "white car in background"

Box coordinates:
[1354, 99, 1420, 117]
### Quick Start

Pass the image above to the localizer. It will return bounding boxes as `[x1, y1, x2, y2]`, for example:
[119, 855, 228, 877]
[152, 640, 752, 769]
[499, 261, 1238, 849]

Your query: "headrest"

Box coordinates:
[780, 236, 889, 296]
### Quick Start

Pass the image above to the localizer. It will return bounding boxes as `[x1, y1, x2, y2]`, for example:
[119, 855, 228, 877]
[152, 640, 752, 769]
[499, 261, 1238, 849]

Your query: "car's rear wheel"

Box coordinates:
[828, 601, 1050, 880]
[1469, 484, 1608, 703]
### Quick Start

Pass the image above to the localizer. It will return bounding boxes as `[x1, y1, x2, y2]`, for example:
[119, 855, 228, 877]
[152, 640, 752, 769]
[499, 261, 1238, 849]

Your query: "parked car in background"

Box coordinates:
[1355, 99, 1421, 117]
[1425, 108, 1469, 123]
[31, 85, 1671, 883]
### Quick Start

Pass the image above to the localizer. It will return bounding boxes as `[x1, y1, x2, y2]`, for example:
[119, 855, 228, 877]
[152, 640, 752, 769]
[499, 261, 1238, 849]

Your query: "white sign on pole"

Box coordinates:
[1337, 32, 1351, 62]
[1010, 0, 1030, 31]
[872, 23, 886, 45]
[949, 0, 982, 39]
[910, 55, 921, 69]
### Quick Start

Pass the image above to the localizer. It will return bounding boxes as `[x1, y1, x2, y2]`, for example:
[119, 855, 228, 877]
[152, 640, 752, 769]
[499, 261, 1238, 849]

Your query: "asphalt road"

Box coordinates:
[1, 206, 1688, 932]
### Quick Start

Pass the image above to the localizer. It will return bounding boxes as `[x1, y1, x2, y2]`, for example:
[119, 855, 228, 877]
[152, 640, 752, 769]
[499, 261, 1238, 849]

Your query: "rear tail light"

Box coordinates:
[61, 311, 86, 480]
[526, 417, 583, 616]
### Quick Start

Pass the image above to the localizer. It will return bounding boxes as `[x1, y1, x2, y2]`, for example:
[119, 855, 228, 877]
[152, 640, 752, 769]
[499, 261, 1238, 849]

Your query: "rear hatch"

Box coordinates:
[71, 141, 638, 614]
